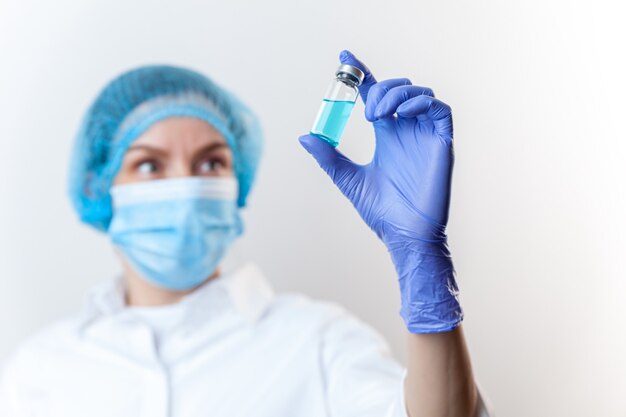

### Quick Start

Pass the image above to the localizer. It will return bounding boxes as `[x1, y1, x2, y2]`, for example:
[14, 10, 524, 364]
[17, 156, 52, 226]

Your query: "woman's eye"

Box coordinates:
[136, 160, 159, 175]
[198, 159, 224, 174]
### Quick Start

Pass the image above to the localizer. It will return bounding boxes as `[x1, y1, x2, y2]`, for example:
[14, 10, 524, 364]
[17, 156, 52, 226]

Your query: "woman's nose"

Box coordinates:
[168, 160, 194, 178]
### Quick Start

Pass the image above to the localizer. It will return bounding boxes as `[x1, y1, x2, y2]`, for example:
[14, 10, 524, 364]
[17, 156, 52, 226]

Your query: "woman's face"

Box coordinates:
[114, 117, 234, 185]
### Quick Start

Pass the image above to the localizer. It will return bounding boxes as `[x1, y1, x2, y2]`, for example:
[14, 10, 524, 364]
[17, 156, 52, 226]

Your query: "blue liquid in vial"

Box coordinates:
[310, 99, 355, 147]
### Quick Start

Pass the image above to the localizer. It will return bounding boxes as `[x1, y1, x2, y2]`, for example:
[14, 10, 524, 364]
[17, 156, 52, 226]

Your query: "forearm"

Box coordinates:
[404, 324, 477, 417]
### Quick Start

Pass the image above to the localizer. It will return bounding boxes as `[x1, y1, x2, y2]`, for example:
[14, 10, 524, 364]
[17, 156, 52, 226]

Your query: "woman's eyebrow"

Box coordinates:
[126, 144, 169, 156]
[193, 142, 229, 157]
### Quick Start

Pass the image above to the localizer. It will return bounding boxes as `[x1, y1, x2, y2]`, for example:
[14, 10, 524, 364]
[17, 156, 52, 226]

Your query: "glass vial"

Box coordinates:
[310, 64, 365, 147]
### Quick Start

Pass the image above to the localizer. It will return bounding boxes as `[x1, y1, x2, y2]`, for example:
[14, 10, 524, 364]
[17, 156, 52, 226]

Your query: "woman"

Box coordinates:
[0, 50, 493, 417]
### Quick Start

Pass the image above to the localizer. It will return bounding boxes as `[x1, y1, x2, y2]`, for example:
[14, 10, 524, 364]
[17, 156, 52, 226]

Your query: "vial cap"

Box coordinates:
[335, 64, 365, 86]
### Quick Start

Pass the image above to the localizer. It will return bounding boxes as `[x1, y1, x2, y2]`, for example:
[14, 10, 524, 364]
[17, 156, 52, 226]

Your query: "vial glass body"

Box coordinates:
[310, 69, 361, 147]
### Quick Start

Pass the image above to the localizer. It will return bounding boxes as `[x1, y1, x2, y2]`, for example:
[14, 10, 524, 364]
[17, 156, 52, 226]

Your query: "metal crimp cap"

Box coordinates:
[335, 64, 365, 86]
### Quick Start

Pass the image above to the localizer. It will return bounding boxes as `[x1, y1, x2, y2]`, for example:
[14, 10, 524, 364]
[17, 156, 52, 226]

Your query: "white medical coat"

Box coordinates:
[0, 262, 494, 417]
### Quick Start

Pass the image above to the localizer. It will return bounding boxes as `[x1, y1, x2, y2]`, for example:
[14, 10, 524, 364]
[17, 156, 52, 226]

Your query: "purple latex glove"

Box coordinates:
[299, 50, 463, 333]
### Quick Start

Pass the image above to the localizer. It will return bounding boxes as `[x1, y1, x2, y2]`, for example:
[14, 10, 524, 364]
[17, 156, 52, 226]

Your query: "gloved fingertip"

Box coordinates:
[339, 49, 354, 63]
[298, 133, 343, 171]
[299, 133, 332, 154]
[339, 49, 368, 75]
[298, 134, 316, 152]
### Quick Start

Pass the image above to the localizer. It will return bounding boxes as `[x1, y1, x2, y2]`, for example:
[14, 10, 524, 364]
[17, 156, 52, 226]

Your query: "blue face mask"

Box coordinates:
[108, 176, 243, 291]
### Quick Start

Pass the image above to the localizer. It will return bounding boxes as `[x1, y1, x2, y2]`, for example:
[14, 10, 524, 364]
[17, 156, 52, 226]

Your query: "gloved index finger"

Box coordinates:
[339, 50, 377, 104]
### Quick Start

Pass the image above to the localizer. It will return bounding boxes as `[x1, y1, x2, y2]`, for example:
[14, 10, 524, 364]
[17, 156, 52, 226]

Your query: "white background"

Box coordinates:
[1, 0, 625, 415]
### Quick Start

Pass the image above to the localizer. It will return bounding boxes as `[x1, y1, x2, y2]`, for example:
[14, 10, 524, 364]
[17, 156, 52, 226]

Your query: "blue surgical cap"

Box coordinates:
[68, 65, 263, 232]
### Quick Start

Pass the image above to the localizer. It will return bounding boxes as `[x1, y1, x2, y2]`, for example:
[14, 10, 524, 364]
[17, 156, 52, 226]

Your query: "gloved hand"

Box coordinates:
[299, 50, 463, 333]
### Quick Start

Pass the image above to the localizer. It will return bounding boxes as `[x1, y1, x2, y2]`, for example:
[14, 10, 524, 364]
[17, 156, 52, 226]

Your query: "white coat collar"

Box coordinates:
[78, 262, 275, 333]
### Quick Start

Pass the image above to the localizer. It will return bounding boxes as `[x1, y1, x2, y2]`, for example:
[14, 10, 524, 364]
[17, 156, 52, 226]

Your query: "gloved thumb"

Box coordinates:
[298, 134, 359, 189]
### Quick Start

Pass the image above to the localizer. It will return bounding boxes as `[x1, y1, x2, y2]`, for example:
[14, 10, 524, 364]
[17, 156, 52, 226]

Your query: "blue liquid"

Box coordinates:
[310, 99, 355, 147]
